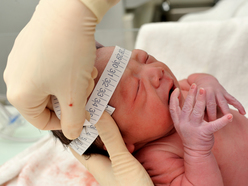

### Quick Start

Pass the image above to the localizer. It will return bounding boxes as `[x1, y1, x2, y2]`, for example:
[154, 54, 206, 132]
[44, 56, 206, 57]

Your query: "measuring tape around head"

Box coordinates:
[52, 46, 131, 155]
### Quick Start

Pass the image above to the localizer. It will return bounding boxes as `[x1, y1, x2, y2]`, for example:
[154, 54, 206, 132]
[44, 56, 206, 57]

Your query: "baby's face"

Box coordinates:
[95, 47, 182, 150]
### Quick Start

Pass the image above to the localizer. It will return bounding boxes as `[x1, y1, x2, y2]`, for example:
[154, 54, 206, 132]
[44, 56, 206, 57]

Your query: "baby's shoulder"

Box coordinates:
[134, 134, 184, 184]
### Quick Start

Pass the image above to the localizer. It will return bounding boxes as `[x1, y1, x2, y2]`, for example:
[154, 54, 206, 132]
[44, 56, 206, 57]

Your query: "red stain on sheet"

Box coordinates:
[84, 171, 98, 185]
[53, 165, 60, 175]
[64, 163, 99, 185]
[64, 163, 80, 179]
[19, 174, 32, 185]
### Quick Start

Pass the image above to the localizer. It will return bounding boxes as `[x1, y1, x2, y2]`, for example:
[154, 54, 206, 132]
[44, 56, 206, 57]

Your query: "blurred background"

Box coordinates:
[0, 0, 218, 165]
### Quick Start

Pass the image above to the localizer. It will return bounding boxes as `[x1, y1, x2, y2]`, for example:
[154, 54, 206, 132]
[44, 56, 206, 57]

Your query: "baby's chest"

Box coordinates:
[211, 114, 248, 184]
[213, 110, 248, 160]
[134, 135, 184, 184]
[136, 127, 248, 185]
[213, 138, 248, 185]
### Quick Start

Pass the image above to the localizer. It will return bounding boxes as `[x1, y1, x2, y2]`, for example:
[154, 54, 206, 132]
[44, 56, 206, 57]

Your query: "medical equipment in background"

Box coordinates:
[159, 0, 217, 21]
[122, 0, 217, 30]
[0, 96, 42, 142]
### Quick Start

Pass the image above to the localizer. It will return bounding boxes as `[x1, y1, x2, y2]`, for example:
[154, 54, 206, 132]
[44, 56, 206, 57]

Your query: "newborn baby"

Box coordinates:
[53, 46, 248, 185]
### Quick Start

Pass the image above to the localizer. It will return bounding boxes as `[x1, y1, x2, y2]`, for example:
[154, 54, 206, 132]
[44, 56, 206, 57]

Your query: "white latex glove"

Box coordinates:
[70, 112, 154, 186]
[4, 0, 118, 139]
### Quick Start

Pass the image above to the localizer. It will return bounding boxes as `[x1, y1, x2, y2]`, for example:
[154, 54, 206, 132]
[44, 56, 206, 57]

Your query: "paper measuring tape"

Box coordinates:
[52, 46, 131, 155]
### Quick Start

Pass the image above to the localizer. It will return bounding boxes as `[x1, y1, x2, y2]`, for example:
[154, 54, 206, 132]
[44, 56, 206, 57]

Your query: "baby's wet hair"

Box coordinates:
[51, 130, 109, 157]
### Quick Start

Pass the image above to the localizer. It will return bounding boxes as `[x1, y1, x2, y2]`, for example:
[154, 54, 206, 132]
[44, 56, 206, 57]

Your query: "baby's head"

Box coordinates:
[52, 46, 183, 155]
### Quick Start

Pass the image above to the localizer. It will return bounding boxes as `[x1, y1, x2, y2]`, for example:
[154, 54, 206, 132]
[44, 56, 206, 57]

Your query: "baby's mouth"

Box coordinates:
[168, 84, 176, 104]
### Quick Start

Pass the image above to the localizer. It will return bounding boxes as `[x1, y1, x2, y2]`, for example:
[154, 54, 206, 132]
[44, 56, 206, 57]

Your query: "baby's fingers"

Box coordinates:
[205, 114, 233, 134]
[169, 88, 181, 125]
[181, 83, 197, 120]
[225, 94, 246, 115]
[206, 92, 217, 121]
[216, 93, 230, 117]
[191, 88, 206, 124]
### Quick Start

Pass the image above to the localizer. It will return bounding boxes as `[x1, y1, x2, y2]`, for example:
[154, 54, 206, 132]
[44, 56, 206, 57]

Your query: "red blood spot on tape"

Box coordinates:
[69, 104, 73, 107]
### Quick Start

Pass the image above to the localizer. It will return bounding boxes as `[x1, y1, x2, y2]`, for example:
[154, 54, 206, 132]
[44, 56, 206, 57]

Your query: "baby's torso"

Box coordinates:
[134, 110, 248, 186]
[212, 110, 248, 185]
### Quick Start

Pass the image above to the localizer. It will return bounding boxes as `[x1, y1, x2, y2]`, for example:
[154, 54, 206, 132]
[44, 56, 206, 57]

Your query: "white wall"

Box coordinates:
[0, 0, 40, 95]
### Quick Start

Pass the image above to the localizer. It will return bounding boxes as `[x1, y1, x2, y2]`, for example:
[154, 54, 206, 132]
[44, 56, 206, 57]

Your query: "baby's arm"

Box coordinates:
[169, 84, 233, 186]
[186, 73, 246, 121]
[170, 84, 232, 186]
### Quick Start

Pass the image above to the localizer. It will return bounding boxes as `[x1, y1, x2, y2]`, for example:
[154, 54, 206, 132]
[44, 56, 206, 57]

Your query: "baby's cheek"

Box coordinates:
[152, 107, 173, 131]
[153, 105, 170, 121]
[111, 108, 130, 130]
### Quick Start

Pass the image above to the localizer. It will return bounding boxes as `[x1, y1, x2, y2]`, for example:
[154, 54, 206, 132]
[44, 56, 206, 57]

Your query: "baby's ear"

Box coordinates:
[95, 40, 104, 49]
[103, 144, 107, 151]
[125, 143, 135, 154]
[103, 144, 135, 154]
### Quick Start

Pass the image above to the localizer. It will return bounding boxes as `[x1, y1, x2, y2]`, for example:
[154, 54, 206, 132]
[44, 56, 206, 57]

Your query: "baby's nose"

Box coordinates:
[145, 67, 164, 88]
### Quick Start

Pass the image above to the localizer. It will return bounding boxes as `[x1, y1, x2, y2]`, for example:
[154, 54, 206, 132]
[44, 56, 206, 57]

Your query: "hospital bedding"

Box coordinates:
[1, 0, 248, 185]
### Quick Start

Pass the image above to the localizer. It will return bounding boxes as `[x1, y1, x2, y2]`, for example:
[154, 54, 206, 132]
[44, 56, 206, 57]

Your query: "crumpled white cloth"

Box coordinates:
[0, 135, 99, 186]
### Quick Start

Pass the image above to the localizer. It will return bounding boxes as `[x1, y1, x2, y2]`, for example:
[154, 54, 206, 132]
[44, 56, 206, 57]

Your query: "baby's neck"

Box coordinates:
[133, 127, 177, 152]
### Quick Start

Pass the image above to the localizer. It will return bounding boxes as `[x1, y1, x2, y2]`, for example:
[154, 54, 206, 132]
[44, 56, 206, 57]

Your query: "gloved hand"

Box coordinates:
[70, 112, 154, 186]
[188, 73, 246, 121]
[3, 0, 118, 139]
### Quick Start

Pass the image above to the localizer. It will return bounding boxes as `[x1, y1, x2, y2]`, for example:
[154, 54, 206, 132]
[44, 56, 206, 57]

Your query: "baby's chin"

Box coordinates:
[164, 126, 177, 137]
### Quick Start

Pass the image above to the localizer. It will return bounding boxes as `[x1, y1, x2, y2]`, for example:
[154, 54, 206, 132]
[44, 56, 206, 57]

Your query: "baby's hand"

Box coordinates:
[169, 84, 233, 156]
[192, 74, 246, 121]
